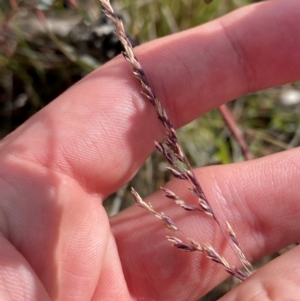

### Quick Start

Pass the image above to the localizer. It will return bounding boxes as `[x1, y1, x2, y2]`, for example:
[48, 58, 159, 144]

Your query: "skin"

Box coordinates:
[0, 0, 300, 300]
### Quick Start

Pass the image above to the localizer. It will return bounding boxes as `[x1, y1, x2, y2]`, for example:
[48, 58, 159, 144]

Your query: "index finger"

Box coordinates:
[1, 0, 300, 198]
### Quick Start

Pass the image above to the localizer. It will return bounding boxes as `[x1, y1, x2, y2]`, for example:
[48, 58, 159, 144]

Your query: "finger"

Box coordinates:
[0, 160, 110, 300]
[218, 245, 300, 301]
[0, 0, 299, 197]
[111, 147, 300, 300]
[0, 233, 51, 301]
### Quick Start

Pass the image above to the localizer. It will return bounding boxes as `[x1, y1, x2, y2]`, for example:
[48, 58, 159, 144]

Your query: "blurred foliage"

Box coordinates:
[120, 0, 252, 41]
[0, 0, 300, 300]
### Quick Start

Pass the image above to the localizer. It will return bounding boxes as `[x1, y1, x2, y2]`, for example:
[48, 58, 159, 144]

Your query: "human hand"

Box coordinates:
[0, 0, 299, 300]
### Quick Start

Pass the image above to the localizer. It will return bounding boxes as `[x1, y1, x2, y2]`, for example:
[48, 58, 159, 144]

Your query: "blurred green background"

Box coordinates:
[1, 0, 299, 300]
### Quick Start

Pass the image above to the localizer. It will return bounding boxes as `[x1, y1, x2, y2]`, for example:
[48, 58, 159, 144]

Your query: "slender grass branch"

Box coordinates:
[99, 0, 253, 280]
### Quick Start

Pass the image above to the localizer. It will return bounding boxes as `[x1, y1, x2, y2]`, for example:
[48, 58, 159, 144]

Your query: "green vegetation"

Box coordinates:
[121, 0, 252, 41]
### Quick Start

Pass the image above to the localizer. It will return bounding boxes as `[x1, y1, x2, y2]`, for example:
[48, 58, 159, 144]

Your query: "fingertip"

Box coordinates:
[218, 245, 300, 301]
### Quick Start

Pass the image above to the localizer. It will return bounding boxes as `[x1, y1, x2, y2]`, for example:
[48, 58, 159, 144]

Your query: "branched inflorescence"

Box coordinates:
[99, 0, 253, 281]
